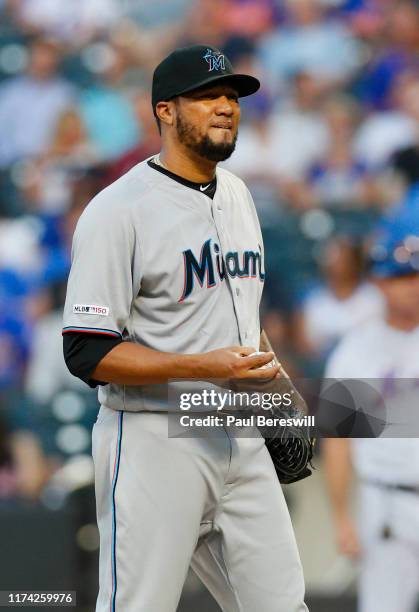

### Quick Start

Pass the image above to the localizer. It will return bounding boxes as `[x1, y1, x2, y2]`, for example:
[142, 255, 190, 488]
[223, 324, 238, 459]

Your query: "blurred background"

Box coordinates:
[0, 0, 418, 609]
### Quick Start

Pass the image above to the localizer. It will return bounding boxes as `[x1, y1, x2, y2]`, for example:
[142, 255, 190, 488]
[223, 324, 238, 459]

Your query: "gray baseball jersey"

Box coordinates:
[63, 157, 265, 411]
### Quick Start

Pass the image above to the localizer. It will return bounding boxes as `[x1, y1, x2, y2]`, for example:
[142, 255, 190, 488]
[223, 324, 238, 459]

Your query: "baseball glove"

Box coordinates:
[261, 362, 314, 484]
[264, 409, 314, 484]
[227, 344, 314, 484]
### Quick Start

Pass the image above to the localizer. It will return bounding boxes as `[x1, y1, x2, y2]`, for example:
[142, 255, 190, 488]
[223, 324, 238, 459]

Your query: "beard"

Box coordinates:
[175, 109, 237, 162]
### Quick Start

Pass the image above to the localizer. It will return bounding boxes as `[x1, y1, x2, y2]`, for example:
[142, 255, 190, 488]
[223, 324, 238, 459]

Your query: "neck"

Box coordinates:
[159, 142, 217, 183]
[386, 311, 419, 332]
[328, 277, 358, 299]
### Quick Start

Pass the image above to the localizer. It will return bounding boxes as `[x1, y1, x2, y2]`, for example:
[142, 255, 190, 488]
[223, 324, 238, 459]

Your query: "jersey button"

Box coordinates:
[235, 288, 240, 296]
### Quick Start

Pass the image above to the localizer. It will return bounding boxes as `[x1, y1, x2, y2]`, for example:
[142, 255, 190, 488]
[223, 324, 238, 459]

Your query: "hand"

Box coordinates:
[335, 513, 361, 559]
[198, 346, 280, 381]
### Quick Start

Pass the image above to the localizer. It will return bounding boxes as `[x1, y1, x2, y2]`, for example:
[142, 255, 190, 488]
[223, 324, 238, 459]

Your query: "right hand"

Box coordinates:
[335, 513, 361, 559]
[198, 346, 280, 381]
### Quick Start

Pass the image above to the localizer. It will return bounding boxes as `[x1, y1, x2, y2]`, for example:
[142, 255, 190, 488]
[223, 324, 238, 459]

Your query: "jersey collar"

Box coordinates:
[147, 158, 217, 200]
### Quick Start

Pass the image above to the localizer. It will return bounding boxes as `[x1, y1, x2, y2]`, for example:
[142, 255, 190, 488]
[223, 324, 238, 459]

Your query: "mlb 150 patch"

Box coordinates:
[73, 304, 109, 316]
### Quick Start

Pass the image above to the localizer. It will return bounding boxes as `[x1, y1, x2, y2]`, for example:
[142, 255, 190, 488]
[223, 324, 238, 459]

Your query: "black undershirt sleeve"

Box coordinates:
[63, 333, 123, 388]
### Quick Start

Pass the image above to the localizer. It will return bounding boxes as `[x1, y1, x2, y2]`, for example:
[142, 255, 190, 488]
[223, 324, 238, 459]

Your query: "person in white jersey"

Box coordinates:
[323, 202, 419, 612]
[62, 45, 308, 612]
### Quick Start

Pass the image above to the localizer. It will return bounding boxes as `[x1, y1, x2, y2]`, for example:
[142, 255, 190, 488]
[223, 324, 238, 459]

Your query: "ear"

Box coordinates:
[155, 101, 175, 128]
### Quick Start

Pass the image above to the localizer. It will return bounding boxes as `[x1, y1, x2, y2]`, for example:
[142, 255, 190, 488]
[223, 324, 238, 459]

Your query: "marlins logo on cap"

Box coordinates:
[203, 48, 225, 72]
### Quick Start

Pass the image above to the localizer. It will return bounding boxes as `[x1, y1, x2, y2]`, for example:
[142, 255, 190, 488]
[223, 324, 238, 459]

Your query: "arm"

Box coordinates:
[321, 336, 360, 557]
[91, 341, 280, 386]
[322, 438, 360, 558]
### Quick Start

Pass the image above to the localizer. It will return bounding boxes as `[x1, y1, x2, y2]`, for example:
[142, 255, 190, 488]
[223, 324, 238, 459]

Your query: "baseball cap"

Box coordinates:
[151, 45, 260, 113]
[369, 186, 419, 277]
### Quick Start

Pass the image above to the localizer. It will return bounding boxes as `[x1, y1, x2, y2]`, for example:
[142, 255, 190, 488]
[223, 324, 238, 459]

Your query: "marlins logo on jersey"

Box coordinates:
[179, 238, 265, 302]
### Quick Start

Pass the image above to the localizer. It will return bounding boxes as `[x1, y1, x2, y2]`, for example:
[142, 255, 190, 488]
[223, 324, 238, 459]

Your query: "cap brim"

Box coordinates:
[175, 73, 260, 99]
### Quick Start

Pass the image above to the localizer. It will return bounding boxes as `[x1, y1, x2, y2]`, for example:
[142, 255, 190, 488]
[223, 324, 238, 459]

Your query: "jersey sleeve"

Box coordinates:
[62, 192, 139, 340]
[63, 332, 122, 387]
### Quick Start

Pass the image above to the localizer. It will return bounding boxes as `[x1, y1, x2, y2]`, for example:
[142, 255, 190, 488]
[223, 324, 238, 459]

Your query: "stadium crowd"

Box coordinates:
[0, 0, 418, 518]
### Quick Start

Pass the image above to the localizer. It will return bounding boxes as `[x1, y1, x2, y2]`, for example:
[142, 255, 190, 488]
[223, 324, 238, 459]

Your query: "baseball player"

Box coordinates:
[322, 205, 419, 612]
[62, 45, 308, 612]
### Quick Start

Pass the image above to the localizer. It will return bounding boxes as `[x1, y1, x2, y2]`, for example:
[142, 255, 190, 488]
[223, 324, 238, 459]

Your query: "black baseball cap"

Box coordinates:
[152, 44, 260, 113]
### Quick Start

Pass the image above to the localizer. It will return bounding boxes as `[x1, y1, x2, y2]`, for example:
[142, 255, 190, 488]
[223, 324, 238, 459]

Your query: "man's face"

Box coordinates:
[377, 273, 419, 323]
[29, 41, 60, 80]
[173, 84, 240, 162]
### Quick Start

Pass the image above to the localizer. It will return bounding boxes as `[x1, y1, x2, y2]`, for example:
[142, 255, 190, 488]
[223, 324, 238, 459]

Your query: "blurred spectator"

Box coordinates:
[294, 237, 384, 360]
[8, 0, 120, 45]
[291, 95, 378, 209]
[322, 203, 419, 612]
[36, 168, 107, 292]
[0, 169, 103, 392]
[354, 71, 419, 169]
[79, 43, 139, 161]
[0, 208, 68, 298]
[10, 430, 54, 498]
[0, 214, 43, 277]
[0, 36, 76, 168]
[229, 68, 330, 215]
[391, 144, 419, 189]
[0, 262, 43, 392]
[0, 299, 30, 389]
[222, 36, 263, 89]
[105, 90, 160, 184]
[222, 0, 278, 38]
[25, 283, 85, 405]
[0, 414, 16, 498]
[0, 208, 44, 389]
[224, 78, 325, 221]
[22, 108, 97, 216]
[258, 0, 362, 94]
[0, 410, 53, 499]
[260, 308, 301, 379]
[271, 71, 329, 182]
[182, 0, 231, 47]
[24, 174, 103, 432]
[121, 0, 194, 29]
[43, 109, 95, 164]
[229, 69, 329, 209]
[339, 0, 385, 40]
[63, 170, 106, 240]
[223, 92, 284, 224]
[357, 0, 419, 109]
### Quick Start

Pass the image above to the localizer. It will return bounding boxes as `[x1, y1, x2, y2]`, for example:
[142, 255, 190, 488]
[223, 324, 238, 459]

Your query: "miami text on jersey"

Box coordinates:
[179, 238, 265, 302]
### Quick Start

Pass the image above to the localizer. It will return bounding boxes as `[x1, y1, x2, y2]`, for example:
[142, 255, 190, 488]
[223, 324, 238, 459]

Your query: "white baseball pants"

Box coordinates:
[358, 483, 419, 612]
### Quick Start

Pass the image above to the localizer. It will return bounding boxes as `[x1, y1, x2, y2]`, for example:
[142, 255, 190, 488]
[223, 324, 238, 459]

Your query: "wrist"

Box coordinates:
[170, 352, 208, 379]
